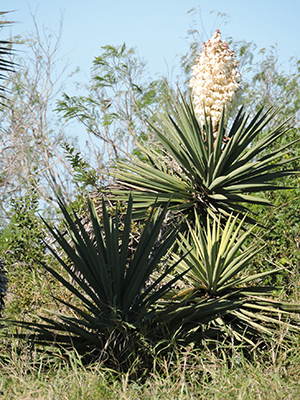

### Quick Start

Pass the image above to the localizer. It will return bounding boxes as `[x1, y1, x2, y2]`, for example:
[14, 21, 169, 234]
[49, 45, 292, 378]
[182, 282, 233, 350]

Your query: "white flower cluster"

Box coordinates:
[189, 30, 240, 132]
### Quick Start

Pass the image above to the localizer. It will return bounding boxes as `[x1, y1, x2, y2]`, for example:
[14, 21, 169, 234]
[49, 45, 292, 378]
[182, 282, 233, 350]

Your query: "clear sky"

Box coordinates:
[1, 1, 299, 171]
[2, 0, 300, 83]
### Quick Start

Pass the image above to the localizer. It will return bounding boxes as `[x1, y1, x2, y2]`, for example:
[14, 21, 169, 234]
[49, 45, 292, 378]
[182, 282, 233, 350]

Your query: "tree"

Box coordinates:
[0, 19, 76, 219]
[56, 43, 168, 168]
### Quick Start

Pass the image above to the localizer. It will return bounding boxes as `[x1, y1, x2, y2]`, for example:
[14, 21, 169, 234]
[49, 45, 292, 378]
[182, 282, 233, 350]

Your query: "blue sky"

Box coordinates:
[1, 1, 299, 167]
[2, 0, 300, 82]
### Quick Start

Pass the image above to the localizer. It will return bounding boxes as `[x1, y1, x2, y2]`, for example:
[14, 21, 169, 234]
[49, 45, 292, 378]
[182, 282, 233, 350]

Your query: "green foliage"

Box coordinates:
[248, 184, 300, 288]
[63, 142, 100, 190]
[4, 86, 299, 368]
[0, 191, 45, 265]
[114, 92, 298, 223]
[0, 191, 62, 318]
[4, 195, 299, 361]
[238, 46, 300, 119]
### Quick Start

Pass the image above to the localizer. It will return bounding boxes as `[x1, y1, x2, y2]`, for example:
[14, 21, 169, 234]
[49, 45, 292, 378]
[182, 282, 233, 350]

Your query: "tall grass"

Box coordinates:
[1, 338, 300, 400]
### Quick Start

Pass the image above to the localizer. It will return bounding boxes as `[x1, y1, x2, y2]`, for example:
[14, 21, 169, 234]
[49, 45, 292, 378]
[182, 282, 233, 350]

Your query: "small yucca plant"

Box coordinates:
[165, 213, 300, 346]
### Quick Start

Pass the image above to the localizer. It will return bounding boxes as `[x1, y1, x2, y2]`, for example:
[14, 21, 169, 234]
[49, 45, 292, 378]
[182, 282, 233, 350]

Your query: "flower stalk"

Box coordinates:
[190, 30, 240, 133]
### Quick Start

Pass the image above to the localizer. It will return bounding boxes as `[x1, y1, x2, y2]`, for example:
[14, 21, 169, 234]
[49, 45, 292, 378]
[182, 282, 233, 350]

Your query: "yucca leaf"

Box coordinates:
[41, 262, 102, 312]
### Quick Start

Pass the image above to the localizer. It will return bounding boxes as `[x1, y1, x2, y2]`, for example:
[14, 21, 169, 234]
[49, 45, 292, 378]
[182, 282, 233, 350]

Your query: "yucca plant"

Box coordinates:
[114, 93, 298, 224]
[113, 31, 298, 224]
[3, 196, 187, 369]
[165, 213, 300, 346]
[0, 11, 15, 104]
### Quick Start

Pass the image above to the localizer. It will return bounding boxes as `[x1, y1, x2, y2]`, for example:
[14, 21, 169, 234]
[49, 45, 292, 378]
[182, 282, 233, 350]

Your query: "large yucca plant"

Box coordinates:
[114, 93, 298, 223]
[164, 213, 300, 346]
[3, 196, 187, 368]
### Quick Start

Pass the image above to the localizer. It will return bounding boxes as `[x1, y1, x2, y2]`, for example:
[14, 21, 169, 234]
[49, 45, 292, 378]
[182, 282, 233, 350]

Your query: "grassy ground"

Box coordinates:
[3, 262, 299, 399]
[1, 263, 300, 398]
[1, 340, 300, 400]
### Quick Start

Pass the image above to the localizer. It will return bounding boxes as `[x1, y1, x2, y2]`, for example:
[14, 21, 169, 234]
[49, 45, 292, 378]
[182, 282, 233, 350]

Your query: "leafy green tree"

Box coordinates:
[0, 190, 45, 266]
[0, 190, 52, 317]
[56, 43, 167, 166]
[62, 142, 100, 191]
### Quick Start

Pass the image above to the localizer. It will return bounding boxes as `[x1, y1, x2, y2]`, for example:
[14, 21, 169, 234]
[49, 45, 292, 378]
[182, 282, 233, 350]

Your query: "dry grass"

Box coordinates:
[1, 338, 300, 400]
